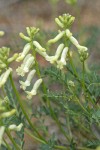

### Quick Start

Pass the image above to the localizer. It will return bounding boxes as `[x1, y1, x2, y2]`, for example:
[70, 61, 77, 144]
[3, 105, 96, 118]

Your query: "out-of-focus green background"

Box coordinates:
[0, 0, 100, 70]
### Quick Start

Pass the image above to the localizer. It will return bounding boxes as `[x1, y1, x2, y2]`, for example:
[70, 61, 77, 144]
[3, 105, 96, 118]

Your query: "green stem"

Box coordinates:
[49, 103, 70, 141]
[76, 98, 89, 114]
[25, 130, 46, 144]
[66, 114, 72, 139]
[54, 145, 69, 150]
[6, 129, 21, 150]
[9, 73, 46, 142]
[26, 129, 69, 150]
[82, 61, 85, 92]
[67, 58, 95, 105]
[3, 138, 12, 150]
[68, 52, 79, 79]
[77, 147, 95, 150]
[69, 87, 89, 114]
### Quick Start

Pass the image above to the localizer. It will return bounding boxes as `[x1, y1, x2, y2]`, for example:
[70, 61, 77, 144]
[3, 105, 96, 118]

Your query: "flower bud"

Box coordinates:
[26, 27, 31, 36]
[19, 32, 31, 42]
[56, 14, 75, 29]
[55, 18, 64, 28]
[26, 27, 39, 38]
[77, 46, 88, 62]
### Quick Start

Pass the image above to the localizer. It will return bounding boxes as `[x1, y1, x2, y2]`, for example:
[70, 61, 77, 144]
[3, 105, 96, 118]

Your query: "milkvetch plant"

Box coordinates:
[0, 13, 100, 150]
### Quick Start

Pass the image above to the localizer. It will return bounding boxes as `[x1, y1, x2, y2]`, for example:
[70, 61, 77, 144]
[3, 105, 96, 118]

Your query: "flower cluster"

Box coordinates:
[16, 13, 88, 99]
[0, 32, 17, 88]
[55, 13, 75, 29]
[33, 41, 69, 69]
[16, 14, 88, 80]
[16, 53, 43, 99]
[16, 28, 43, 99]
[0, 32, 18, 73]
[47, 14, 88, 63]
[19, 27, 39, 42]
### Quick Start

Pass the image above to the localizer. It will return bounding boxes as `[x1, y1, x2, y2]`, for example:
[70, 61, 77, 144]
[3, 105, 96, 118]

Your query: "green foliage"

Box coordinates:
[40, 135, 56, 150]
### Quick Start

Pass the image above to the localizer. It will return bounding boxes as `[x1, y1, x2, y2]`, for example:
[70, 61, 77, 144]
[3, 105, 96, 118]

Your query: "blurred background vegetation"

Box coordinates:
[0, 0, 100, 72]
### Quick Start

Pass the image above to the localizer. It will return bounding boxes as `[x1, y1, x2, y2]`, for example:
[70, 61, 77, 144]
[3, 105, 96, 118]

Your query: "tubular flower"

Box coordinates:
[0, 68, 12, 88]
[45, 43, 64, 64]
[66, 29, 88, 61]
[35, 48, 48, 58]
[0, 109, 16, 119]
[8, 123, 23, 132]
[16, 54, 35, 76]
[33, 41, 46, 52]
[23, 56, 34, 72]
[7, 53, 19, 63]
[0, 126, 5, 146]
[66, 29, 88, 51]
[48, 31, 65, 44]
[16, 43, 31, 62]
[26, 78, 43, 99]
[19, 69, 36, 90]
[19, 32, 31, 42]
[57, 47, 68, 69]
